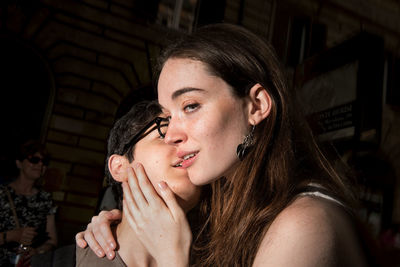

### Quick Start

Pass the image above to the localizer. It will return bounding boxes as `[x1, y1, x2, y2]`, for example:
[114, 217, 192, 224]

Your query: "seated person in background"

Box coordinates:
[76, 100, 202, 266]
[0, 140, 57, 266]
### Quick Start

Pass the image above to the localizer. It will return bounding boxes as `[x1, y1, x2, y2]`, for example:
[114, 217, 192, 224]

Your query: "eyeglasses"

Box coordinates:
[123, 117, 169, 154]
[27, 156, 50, 166]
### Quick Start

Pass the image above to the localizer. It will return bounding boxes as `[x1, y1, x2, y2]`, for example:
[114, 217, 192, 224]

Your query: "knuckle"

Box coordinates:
[99, 224, 109, 233]
[86, 222, 93, 230]
[91, 216, 98, 223]
[83, 229, 92, 238]
[92, 227, 100, 236]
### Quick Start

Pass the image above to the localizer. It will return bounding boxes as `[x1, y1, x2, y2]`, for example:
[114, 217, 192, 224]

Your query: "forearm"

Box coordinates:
[46, 214, 58, 247]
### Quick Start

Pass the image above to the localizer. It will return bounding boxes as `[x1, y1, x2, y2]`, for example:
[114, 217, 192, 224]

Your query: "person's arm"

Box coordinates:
[2, 227, 37, 245]
[75, 209, 122, 259]
[36, 214, 57, 254]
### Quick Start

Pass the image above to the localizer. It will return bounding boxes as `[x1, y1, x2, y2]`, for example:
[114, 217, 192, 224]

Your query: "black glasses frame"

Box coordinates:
[122, 117, 169, 154]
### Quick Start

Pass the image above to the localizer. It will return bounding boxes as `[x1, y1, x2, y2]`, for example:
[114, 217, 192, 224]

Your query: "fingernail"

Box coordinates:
[78, 240, 85, 248]
[158, 181, 167, 190]
[96, 250, 105, 257]
[108, 251, 114, 259]
[109, 242, 115, 249]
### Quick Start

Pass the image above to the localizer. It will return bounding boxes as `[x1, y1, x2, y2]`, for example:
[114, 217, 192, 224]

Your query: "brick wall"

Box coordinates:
[1, 0, 178, 245]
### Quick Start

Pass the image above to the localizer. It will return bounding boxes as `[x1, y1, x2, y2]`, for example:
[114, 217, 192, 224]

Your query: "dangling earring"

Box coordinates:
[236, 125, 255, 161]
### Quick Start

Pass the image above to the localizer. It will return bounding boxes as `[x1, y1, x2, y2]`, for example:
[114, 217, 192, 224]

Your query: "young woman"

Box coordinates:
[77, 24, 371, 266]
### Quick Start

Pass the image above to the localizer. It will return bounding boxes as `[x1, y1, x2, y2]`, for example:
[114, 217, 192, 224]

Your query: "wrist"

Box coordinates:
[157, 250, 189, 267]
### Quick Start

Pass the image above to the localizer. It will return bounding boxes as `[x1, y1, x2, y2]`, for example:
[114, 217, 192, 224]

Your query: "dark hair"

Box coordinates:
[106, 100, 162, 209]
[17, 140, 49, 162]
[155, 23, 355, 266]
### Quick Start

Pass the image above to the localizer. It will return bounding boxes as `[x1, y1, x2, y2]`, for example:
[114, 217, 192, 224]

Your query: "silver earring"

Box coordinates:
[236, 125, 255, 161]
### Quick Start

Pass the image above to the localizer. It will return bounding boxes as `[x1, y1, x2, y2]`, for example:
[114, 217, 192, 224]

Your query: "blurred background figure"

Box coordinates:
[0, 140, 57, 266]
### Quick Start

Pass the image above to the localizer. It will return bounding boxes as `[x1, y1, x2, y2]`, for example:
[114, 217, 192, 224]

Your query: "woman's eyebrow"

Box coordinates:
[171, 87, 205, 100]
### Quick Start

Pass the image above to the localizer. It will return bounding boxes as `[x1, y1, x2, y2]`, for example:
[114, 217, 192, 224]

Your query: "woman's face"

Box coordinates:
[157, 58, 249, 185]
[133, 122, 202, 213]
[18, 152, 47, 180]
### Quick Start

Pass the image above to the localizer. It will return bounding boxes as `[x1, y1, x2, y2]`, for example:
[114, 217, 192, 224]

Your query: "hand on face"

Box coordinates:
[75, 164, 193, 264]
[122, 164, 191, 266]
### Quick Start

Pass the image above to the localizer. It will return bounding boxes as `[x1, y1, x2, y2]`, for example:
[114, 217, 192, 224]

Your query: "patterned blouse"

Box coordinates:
[0, 184, 56, 266]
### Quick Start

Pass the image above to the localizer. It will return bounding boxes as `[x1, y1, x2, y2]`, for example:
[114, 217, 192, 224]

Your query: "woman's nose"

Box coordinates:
[164, 118, 186, 145]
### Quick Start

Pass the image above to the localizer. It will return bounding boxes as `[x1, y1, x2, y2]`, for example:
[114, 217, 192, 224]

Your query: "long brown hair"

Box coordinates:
[155, 23, 355, 266]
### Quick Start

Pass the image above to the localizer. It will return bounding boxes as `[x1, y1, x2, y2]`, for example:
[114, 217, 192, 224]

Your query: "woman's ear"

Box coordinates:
[246, 83, 272, 125]
[108, 154, 130, 182]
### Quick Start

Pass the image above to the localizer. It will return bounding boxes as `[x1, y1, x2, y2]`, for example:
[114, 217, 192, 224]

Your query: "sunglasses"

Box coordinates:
[27, 156, 50, 166]
[123, 117, 169, 154]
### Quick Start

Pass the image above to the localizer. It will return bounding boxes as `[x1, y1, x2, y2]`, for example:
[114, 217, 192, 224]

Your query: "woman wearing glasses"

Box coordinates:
[0, 140, 57, 266]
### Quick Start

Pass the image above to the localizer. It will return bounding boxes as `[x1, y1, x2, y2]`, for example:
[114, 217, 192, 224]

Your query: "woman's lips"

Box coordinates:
[173, 152, 198, 168]
[181, 153, 197, 168]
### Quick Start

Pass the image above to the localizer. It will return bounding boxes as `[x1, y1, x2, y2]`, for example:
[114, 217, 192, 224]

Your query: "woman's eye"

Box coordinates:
[183, 103, 199, 113]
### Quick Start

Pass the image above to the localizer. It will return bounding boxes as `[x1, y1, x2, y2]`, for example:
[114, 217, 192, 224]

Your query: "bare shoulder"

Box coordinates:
[253, 196, 368, 267]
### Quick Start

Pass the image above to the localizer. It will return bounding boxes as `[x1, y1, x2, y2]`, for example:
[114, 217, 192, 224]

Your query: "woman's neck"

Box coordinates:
[116, 214, 157, 267]
[9, 176, 36, 196]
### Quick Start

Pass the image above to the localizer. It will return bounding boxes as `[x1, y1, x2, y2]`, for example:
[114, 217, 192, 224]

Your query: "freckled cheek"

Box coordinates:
[192, 117, 220, 139]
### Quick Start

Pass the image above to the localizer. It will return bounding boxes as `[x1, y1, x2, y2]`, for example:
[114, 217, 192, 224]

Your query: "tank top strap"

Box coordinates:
[296, 183, 345, 207]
